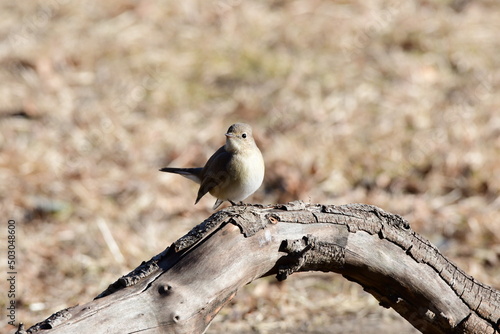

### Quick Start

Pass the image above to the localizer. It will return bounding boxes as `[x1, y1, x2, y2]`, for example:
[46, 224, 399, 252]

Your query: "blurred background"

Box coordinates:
[1, 0, 499, 333]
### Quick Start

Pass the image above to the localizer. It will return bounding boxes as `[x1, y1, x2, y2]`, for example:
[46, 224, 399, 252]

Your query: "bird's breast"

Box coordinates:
[218, 149, 264, 201]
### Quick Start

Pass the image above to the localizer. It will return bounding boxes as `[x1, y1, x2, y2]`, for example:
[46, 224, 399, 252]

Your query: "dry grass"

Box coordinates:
[1, 0, 500, 333]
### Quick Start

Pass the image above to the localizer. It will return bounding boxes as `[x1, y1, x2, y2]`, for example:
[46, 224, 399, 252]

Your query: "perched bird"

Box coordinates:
[160, 123, 265, 209]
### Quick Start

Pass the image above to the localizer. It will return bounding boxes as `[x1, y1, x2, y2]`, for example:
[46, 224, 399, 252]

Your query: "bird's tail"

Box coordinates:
[159, 167, 203, 184]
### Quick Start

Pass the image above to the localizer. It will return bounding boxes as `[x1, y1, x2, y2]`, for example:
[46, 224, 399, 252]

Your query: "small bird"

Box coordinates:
[160, 123, 265, 209]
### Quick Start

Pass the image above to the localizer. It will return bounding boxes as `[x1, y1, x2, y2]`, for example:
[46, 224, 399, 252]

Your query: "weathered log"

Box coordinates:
[17, 202, 500, 334]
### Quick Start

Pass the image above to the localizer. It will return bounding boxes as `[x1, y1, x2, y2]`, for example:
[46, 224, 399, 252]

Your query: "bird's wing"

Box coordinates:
[212, 199, 224, 210]
[195, 146, 231, 204]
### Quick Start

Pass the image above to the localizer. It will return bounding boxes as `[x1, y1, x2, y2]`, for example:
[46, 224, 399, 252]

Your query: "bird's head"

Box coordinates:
[224, 123, 256, 153]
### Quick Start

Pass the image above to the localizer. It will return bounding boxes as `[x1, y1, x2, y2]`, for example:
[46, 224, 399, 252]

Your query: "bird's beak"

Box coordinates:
[225, 133, 234, 138]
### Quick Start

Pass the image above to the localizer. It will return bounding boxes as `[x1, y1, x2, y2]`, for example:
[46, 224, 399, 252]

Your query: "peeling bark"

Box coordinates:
[17, 202, 500, 334]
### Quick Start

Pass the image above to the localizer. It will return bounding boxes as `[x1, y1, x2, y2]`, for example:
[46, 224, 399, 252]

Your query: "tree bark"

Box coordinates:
[17, 202, 500, 334]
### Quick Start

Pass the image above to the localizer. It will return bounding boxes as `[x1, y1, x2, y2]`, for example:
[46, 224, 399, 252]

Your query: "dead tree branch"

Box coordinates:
[18, 202, 500, 334]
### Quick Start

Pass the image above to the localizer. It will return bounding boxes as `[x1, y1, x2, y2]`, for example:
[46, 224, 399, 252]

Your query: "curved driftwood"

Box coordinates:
[17, 202, 500, 334]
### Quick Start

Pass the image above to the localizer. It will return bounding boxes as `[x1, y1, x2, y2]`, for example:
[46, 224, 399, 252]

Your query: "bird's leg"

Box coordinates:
[229, 201, 245, 206]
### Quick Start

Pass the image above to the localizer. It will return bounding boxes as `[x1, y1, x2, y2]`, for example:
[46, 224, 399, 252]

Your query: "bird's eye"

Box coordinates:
[242, 133, 247, 139]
